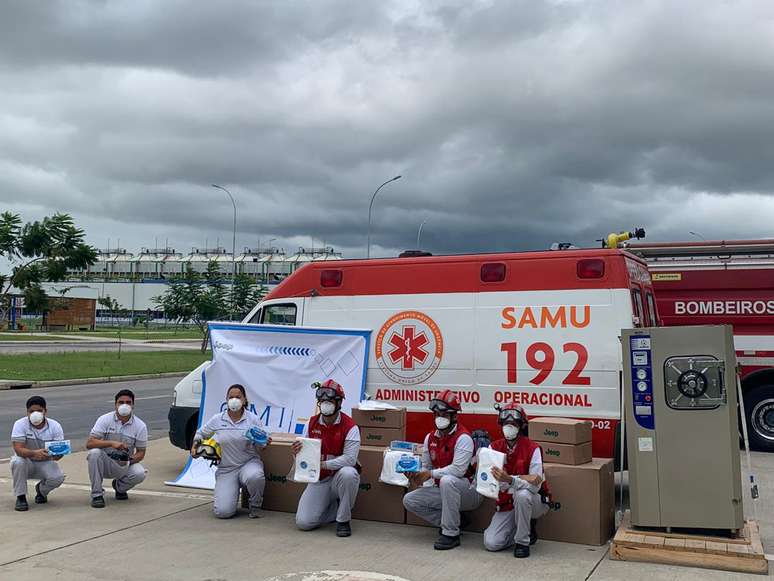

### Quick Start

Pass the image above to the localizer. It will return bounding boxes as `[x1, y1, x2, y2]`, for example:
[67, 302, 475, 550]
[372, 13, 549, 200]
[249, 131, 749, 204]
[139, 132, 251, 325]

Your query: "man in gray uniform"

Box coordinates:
[403, 389, 482, 550]
[86, 389, 148, 508]
[10, 395, 66, 511]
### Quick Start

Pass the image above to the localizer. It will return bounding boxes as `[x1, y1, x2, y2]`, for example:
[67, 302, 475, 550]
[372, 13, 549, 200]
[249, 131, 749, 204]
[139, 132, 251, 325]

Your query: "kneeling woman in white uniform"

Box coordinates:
[191, 384, 270, 519]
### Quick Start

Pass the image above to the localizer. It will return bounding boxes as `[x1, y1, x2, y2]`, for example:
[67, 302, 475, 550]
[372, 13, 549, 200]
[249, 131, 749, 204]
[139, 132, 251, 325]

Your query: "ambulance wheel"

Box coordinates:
[743, 385, 774, 452]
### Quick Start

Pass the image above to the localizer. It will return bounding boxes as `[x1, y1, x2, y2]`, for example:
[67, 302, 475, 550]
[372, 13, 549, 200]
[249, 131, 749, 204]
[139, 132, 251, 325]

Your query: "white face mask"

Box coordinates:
[319, 401, 337, 416]
[29, 411, 45, 426]
[117, 403, 133, 418]
[502, 424, 520, 440]
[435, 416, 451, 430]
[227, 398, 243, 412]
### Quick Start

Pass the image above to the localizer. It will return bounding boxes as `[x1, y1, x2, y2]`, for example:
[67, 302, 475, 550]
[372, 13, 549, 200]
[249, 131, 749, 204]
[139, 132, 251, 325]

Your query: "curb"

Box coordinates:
[0, 371, 188, 390]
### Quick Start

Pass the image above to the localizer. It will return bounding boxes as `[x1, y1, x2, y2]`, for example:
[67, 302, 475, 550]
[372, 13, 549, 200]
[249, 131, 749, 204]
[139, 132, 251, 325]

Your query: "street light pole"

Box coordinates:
[417, 219, 429, 249]
[211, 184, 237, 320]
[367, 175, 402, 259]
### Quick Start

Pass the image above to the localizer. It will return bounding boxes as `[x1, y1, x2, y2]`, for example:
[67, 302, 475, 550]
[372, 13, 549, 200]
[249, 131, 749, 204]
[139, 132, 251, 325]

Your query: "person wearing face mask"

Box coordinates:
[86, 389, 148, 508]
[191, 384, 269, 519]
[293, 379, 360, 537]
[402, 389, 482, 550]
[484, 403, 550, 559]
[10, 396, 66, 511]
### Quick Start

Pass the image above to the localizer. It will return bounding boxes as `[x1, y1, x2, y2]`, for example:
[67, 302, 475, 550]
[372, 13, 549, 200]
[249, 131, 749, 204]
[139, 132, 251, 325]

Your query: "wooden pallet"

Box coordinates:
[610, 511, 768, 575]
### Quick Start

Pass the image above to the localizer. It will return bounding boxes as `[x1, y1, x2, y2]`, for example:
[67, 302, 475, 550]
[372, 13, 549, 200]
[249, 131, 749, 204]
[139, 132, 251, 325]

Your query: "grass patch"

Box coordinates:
[63, 329, 204, 340]
[0, 333, 81, 342]
[0, 350, 211, 381]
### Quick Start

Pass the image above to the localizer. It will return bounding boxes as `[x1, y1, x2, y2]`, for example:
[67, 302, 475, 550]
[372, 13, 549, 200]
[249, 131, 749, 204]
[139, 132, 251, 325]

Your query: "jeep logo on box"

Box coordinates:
[545, 448, 560, 457]
[370, 415, 386, 423]
[543, 428, 559, 437]
[367, 434, 384, 441]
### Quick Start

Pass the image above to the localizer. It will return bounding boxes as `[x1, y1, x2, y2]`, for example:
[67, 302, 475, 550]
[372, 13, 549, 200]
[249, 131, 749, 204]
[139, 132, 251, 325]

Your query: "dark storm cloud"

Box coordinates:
[1, 0, 774, 259]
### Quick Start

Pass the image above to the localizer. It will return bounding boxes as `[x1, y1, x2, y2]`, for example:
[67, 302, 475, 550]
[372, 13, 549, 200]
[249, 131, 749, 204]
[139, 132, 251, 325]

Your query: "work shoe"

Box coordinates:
[91, 496, 106, 508]
[35, 482, 47, 504]
[514, 544, 530, 558]
[530, 519, 538, 545]
[15, 495, 29, 512]
[112, 480, 128, 500]
[336, 521, 352, 537]
[248, 506, 262, 519]
[434, 534, 461, 550]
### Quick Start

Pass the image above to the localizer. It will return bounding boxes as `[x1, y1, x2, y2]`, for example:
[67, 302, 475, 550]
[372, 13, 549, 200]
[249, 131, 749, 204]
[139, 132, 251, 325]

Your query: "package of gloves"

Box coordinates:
[45, 440, 71, 456]
[244, 426, 269, 446]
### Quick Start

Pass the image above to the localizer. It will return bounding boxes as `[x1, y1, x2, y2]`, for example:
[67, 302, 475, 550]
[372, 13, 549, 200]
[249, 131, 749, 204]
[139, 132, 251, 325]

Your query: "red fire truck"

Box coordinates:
[628, 239, 774, 451]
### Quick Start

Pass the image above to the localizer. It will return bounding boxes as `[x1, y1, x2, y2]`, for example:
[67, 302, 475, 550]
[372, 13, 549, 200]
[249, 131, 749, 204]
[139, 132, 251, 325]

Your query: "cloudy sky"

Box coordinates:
[2, 0, 774, 259]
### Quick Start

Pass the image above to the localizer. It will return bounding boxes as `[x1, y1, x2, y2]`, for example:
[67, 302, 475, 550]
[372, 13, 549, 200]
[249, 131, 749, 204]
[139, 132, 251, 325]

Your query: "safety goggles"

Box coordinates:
[498, 409, 523, 423]
[315, 386, 341, 401]
[429, 399, 454, 413]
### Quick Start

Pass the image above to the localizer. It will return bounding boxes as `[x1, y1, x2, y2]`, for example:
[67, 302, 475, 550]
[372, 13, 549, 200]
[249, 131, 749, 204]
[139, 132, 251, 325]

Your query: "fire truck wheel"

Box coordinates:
[744, 385, 774, 452]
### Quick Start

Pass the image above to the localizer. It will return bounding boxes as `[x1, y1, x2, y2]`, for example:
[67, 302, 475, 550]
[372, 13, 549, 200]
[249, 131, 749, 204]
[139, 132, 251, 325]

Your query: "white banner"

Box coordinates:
[167, 322, 371, 489]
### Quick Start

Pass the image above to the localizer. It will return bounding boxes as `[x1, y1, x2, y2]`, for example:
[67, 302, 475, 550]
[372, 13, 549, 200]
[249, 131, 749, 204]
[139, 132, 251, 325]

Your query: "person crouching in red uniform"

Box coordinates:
[483, 403, 550, 558]
[403, 389, 483, 550]
[292, 380, 360, 538]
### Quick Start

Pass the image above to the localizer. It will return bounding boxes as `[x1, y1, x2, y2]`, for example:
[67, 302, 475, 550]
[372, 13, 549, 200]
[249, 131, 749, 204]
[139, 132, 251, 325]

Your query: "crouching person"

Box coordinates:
[192, 384, 268, 519]
[87, 389, 148, 508]
[10, 396, 66, 511]
[294, 380, 360, 538]
[403, 390, 482, 550]
[484, 404, 549, 559]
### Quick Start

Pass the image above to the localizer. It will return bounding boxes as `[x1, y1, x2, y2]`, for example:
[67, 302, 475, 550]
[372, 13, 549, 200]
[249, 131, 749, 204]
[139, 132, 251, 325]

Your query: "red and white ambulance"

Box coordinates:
[169, 247, 658, 459]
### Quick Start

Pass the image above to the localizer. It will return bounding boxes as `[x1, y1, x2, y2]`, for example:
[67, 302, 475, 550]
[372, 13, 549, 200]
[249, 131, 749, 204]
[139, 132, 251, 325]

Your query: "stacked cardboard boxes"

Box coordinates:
[351, 406, 406, 447]
[530, 417, 593, 465]
[260, 435, 305, 513]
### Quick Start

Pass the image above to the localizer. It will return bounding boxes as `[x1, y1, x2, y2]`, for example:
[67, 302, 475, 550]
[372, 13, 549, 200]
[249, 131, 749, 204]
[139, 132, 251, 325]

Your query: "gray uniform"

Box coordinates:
[10, 417, 66, 498]
[195, 410, 267, 518]
[402, 427, 482, 536]
[296, 414, 361, 530]
[483, 443, 549, 550]
[87, 412, 148, 498]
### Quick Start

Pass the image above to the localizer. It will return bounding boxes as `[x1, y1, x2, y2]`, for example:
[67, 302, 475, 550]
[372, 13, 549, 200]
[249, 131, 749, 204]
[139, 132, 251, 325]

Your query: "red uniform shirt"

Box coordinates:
[490, 436, 549, 512]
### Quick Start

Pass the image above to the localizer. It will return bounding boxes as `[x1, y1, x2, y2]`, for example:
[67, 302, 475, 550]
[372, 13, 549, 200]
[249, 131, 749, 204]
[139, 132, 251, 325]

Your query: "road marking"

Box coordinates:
[0, 477, 211, 500]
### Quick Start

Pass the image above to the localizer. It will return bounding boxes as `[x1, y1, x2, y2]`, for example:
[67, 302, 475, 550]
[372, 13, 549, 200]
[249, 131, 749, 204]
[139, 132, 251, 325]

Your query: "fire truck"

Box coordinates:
[169, 247, 657, 460]
[628, 239, 774, 451]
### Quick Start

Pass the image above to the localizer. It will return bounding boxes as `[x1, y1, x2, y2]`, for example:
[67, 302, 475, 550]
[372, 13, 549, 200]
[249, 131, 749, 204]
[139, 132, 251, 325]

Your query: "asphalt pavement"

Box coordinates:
[0, 377, 180, 459]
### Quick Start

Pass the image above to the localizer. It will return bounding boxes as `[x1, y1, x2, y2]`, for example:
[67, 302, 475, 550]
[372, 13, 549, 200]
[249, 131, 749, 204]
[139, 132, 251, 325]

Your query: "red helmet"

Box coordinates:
[495, 403, 528, 425]
[313, 379, 345, 401]
[429, 389, 461, 413]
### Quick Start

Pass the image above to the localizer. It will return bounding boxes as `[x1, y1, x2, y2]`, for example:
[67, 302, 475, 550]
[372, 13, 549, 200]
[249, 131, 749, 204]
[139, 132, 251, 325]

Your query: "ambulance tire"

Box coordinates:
[185, 412, 199, 450]
[743, 385, 774, 453]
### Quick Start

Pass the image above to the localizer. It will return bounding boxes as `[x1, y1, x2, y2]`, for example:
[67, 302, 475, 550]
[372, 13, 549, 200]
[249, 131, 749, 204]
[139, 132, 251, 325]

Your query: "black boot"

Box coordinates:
[91, 495, 106, 508]
[112, 479, 128, 500]
[336, 521, 352, 537]
[15, 495, 29, 512]
[434, 534, 461, 550]
[530, 518, 538, 545]
[514, 544, 530, 558]
[35, 482, 47, 504]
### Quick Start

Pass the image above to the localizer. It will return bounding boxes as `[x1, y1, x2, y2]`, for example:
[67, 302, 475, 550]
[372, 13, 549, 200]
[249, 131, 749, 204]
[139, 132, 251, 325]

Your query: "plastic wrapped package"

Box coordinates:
[292, 437, 321, 483]
[476, 447, 506, 499]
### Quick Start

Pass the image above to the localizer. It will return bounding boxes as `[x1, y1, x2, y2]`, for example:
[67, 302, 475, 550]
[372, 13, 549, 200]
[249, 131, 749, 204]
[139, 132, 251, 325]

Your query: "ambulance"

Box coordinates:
[168, 248, 658, 459]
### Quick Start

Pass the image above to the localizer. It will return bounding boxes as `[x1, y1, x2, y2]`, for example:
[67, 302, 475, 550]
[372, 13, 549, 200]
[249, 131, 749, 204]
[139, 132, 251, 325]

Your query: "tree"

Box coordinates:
[230, 273, 267, 320]
[98, 295, 124, 326]
[153, 262, 229, 337]
[0, 212, 97, 323]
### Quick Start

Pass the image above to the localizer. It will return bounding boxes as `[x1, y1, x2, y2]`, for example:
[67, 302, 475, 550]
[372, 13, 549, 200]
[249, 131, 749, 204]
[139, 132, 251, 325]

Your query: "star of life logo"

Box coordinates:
[375, 310, 443, 385]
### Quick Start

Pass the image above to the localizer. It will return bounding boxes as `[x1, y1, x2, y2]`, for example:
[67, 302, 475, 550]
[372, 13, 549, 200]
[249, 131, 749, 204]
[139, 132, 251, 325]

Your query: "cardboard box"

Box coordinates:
[359, 426, 406, 448]
[351, 445, 406, 524]
[260, 436, 305, 513]
[406, 494, 497, 532]
[529, 417, 592, 445]
[352, 406, 406, 429]
[536, 441, 592, 466]
[537, 458, 615, 545]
